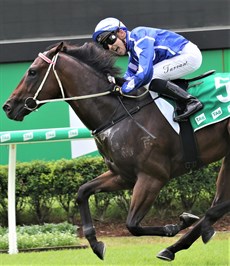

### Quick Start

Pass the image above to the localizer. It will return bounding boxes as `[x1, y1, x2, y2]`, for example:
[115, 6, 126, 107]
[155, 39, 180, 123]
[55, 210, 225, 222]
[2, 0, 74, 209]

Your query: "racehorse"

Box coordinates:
[3, 42, 230, 261]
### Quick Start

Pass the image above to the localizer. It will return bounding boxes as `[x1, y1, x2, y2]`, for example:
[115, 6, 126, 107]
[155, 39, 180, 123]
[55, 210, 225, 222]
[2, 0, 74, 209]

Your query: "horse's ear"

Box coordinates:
[55, 42, 64, 54]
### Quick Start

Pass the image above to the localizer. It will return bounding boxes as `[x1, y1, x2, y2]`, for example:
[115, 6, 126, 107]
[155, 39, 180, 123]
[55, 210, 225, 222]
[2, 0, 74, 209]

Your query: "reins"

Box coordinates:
[24, 52, 148, 111]
[24, 51, 155, 140]
[117, 97, 156, 139]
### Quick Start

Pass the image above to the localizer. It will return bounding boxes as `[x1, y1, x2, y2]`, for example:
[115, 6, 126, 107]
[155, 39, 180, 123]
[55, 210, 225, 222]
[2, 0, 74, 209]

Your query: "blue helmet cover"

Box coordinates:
[92, 17, 127, 42]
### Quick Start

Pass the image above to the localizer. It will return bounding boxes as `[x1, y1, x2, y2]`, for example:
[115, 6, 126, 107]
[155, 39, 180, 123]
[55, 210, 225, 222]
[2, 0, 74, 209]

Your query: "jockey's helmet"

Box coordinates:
[92, 17, 127, 49]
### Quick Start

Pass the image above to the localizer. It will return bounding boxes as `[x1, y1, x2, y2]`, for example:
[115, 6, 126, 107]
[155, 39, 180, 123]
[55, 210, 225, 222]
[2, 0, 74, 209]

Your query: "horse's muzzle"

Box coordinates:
[2, 101, 25, 121]
[2, 103, 11, 114]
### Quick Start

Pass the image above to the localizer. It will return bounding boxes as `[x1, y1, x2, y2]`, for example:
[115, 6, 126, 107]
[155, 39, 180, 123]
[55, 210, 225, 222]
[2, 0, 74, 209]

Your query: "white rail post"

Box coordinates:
[0, 127, 93, 254]
[8, 144, 18, 254]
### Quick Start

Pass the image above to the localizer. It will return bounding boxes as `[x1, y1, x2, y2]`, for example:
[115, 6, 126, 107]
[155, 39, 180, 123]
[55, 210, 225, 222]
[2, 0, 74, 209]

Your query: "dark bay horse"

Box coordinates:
[3, 42, 230, 261]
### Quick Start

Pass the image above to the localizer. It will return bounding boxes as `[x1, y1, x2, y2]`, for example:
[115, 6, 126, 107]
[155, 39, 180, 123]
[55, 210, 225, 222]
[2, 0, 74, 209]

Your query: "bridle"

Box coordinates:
[24, 51, 155, 139]
[24, 52, 149, 111]
[24, 52, 112, 111]
[24, 52, 61, 111]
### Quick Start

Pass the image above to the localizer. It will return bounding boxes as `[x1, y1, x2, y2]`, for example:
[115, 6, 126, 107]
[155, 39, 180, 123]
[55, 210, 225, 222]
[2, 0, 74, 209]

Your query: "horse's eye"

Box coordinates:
[28, 69, 36, 76]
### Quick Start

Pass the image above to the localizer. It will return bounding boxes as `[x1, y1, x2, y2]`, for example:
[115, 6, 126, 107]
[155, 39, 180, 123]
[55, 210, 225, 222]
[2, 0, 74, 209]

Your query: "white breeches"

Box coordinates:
[152, 41, 202, 80]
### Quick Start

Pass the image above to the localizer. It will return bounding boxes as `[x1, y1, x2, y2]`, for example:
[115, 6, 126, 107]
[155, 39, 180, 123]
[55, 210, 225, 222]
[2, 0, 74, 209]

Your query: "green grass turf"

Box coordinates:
[0, 232, 229, 265]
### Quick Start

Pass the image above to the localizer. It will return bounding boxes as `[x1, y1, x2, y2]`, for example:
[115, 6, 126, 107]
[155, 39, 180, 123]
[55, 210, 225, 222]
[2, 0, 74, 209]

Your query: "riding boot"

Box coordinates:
[149, 79, 203, 122]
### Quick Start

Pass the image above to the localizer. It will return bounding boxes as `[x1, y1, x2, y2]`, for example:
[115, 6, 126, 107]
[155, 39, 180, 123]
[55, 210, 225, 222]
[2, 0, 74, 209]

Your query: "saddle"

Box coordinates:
[104, 70, 216, 170]
[173, 70, 216, 90]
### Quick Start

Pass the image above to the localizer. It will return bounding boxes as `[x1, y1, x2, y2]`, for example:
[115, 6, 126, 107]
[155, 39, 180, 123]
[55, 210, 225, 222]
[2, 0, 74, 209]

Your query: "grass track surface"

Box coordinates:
[0, 232, 229, 265]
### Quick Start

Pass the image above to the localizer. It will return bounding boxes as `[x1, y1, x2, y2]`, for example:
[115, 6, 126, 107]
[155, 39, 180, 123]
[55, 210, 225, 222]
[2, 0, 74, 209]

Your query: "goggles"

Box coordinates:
[97, 31, 117, 49]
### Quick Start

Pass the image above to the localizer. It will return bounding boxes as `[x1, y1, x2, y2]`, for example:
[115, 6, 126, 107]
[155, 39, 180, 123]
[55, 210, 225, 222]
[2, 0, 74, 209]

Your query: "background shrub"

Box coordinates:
[16, 161, 55, 224]
[0, 157, 221, 226]
[52, 159, 84, 223]
[0, 222, 79, 250]
[0, 165, 8, 225]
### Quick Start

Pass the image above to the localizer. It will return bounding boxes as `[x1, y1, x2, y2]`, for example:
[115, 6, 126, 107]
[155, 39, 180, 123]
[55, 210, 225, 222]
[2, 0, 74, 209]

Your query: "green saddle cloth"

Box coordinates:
[188, 72, 230, 131]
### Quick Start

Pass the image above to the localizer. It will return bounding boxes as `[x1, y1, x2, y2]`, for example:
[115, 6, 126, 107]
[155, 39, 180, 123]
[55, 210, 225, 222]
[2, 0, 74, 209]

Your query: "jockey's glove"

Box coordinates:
[109, 84, 122, 96]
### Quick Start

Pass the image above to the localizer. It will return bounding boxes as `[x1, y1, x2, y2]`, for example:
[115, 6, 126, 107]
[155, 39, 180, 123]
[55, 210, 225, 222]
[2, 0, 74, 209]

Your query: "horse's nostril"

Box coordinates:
[2, 104, 11, 113]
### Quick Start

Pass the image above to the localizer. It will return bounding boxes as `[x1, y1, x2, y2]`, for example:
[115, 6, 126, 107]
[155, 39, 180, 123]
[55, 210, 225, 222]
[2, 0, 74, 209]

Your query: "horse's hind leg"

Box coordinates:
[157, 154, 230, 261]
[202, 200, 230, 243]
[77, 170, 133, 260]
[125, 173, 199, 237]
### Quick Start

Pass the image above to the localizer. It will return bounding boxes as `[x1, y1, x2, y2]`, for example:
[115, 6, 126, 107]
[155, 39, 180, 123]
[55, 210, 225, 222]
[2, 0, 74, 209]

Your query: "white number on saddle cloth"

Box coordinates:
[215, 77, 230, 103]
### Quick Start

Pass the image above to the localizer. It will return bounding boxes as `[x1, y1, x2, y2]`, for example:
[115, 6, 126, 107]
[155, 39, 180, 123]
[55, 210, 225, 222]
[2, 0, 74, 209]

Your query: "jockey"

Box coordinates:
[92, 17, 203, 122]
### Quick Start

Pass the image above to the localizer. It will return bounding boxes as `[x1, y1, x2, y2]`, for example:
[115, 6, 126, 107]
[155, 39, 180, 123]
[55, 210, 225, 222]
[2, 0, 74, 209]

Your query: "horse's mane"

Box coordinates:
[48, 41, 122, 78]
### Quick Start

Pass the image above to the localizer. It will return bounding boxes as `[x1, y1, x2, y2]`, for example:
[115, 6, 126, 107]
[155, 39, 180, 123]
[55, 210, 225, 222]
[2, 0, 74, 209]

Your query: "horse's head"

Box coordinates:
[3, 41, 122, 127]
[3, 42, 65, 121]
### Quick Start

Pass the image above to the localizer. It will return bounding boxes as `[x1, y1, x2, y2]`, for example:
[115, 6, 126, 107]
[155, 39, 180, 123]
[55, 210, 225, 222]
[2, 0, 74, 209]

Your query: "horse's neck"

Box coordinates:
[66, 76, 118, 131]
[58, 53, 120, 131]
[68, 97, 117, 130]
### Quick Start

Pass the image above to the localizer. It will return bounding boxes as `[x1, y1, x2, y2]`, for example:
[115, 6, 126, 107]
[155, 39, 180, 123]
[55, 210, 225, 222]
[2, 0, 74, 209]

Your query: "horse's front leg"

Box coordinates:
[126, 173, 199, 237]
[77, 170, 132, 260]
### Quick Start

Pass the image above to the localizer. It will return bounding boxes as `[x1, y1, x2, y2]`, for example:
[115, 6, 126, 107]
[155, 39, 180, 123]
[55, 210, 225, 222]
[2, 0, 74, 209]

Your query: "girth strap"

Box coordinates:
[179, 120, 203, 170]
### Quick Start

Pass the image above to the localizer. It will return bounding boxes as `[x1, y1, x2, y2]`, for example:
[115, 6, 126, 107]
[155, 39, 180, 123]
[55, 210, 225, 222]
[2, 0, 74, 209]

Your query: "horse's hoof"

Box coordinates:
[156, 248, 175, 261]
[202, 227, 216, 244]
[180, 212, 200, 227]
[92, 241, 106, 260]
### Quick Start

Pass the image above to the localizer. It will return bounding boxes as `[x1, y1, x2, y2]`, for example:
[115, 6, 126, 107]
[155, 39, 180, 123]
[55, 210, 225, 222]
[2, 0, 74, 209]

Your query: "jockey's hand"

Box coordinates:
[109, 84, 122, 96]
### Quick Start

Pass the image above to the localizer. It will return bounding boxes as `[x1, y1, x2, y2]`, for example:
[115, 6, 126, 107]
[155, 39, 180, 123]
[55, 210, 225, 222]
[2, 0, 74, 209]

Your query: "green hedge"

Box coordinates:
[0, 157, 220, 225]
[0, 222, 79, 250]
